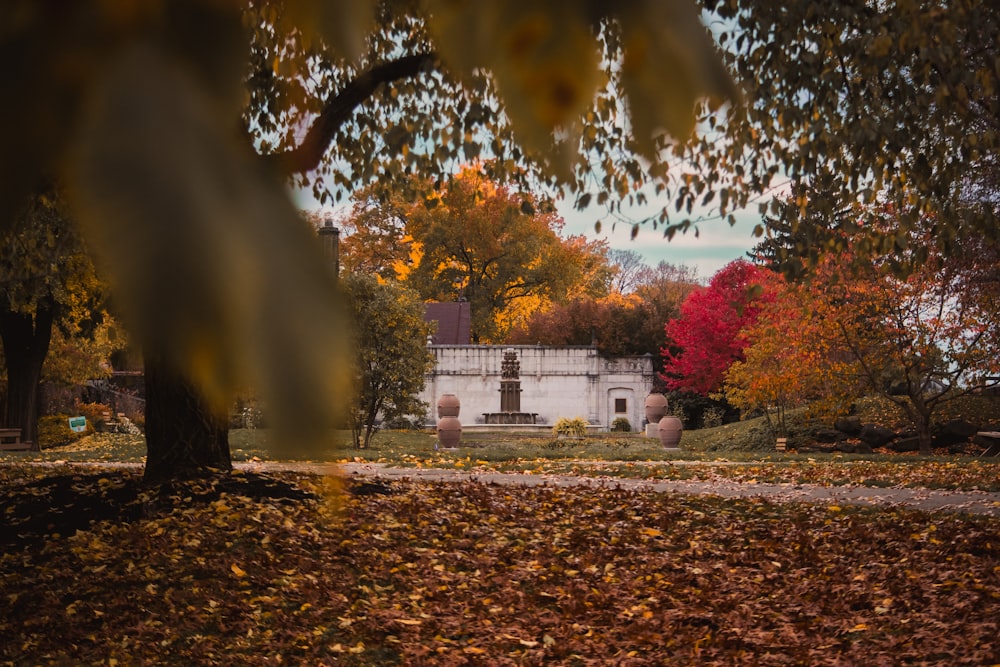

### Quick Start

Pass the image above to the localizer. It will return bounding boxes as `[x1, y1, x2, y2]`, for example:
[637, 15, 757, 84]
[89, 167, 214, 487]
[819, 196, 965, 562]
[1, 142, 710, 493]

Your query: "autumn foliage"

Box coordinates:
[725, 243, 1000, 451]
[341, 167, 612, 343]
[661, 260, 779, 395]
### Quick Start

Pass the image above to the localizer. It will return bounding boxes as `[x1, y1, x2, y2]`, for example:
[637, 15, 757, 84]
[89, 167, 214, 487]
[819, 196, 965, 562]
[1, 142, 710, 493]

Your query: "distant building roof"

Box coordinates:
[424, 302, 471, 345]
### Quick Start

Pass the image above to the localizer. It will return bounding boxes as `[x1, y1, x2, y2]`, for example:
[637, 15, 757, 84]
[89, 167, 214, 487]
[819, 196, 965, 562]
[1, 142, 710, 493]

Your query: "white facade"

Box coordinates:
[420, 345, 656, 430]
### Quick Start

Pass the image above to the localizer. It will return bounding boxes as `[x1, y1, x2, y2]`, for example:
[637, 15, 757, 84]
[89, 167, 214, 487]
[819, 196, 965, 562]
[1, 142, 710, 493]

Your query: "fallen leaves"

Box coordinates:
[489, 458, 1000, 492]
[1, 466, 1000, 664]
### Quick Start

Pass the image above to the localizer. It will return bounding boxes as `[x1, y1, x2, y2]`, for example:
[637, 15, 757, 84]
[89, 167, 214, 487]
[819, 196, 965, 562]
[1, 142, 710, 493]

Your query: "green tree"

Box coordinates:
[0, 191, 106, 448]
[343, 274, 434, 449]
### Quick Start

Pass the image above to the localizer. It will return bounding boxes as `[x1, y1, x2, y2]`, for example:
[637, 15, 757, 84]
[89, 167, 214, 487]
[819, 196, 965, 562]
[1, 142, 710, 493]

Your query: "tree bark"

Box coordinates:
[0, 300, 55, 450]
[143, 350, 231, 482]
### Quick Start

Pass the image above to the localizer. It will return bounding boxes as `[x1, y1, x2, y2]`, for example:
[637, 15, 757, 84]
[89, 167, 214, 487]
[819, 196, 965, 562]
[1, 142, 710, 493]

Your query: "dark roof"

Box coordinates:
[424, 302, 471, 345]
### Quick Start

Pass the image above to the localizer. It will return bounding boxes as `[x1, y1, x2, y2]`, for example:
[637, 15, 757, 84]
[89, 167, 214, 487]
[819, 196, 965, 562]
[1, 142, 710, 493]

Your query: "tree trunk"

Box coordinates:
[0, 301, 55, 450]
[915, 419, 934, 456]
[905, 392, 935, 456]
[143, 351, 231, 482]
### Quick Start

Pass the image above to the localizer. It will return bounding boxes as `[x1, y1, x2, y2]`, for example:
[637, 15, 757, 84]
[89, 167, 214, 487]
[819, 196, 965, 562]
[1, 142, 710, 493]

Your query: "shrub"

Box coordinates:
[611, 417, 632, 432]
[38, 415, 89, 448]
[553, 417, 588, 437]
[702, 406, 725, 429]
[74, 401, 113, 432]
[666, 391, 738, 429]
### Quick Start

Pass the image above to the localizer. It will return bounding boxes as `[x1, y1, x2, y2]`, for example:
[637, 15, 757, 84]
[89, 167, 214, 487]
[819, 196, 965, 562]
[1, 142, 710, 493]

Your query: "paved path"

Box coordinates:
[13, 460, 1000, 517]
[261, 461, 1000, 518]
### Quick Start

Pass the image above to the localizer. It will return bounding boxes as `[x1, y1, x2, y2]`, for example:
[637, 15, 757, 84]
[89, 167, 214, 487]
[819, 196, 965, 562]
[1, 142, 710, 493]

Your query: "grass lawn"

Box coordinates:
[6, 410, 1000, 491]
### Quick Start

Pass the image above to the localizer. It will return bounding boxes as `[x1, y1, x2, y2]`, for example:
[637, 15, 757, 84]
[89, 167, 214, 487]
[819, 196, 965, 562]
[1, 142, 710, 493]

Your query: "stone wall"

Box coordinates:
[421, 345, 656, 430]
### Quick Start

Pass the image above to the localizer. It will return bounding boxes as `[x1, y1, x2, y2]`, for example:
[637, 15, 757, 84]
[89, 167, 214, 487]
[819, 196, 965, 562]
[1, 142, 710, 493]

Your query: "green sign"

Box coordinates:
[68, 416, 87, 433]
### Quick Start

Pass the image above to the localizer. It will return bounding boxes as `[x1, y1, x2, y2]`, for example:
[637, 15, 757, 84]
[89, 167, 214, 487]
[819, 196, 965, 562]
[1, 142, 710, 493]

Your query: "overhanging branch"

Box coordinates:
[265, 52, 437, 176]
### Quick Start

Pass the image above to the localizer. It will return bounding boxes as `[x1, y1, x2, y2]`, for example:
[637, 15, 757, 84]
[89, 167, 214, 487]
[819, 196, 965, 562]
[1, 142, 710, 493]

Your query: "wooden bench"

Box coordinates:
[977, 431, 1000, 456]
[0, 428, 30, 451]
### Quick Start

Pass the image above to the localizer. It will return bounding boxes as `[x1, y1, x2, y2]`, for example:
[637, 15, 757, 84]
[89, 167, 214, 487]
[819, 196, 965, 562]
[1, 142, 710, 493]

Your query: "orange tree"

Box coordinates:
[722, 274, 855, 439]
[735, 237, 1000, 453]
[507, 292, 649, 354]
[506, 262, 700, 369]
[829, 256, 999, 453]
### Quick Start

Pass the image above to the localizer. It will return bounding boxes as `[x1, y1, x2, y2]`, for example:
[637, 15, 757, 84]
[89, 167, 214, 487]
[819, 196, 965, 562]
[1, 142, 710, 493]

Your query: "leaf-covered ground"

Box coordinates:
[474, 459, 1000, 491]
[3, 465, 1000, 665]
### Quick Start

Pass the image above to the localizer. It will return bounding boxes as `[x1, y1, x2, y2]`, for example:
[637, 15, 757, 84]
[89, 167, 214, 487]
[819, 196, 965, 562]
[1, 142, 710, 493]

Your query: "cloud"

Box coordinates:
[558, 200, 762, 279]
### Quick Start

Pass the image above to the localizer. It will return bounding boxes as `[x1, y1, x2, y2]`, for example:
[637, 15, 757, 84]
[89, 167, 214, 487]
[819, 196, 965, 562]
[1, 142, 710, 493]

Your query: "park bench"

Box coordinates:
[977, 431, 1000, 456]
[0, 428, 30, 451]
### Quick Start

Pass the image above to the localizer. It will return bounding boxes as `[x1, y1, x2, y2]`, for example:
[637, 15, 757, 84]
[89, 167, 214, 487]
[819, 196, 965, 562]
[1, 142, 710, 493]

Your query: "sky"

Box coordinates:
[553, 197, 763, 282]
[295, 187, 764, 282]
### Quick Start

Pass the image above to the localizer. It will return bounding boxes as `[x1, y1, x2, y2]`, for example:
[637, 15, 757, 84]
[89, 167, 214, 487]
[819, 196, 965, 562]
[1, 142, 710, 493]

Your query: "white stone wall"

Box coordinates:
[421, 345, 656, 430]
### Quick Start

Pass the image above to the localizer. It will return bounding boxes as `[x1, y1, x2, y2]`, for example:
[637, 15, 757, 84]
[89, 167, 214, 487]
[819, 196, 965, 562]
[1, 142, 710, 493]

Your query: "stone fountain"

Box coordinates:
[483, 349, 537, 424]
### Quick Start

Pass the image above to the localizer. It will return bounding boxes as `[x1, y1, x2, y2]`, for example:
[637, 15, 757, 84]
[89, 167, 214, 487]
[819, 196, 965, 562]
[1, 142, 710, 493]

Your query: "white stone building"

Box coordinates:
[420, 345, 656, 431]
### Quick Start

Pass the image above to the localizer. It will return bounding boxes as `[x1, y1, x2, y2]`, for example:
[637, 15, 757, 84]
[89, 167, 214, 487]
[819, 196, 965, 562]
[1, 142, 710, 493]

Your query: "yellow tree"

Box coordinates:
[723, 277, 854, 439]
[398, 167, 612, 342]
[332, 183, 418, 282]
[0, 191, 110, 448]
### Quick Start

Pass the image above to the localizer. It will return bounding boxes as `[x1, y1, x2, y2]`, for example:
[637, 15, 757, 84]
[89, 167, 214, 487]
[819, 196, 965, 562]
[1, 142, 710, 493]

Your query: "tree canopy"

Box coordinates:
[661, 260, 779, 396]
[6, 0, 996, 470]
[342, 273, 434, 449]
[402, 168, 612, 341]
[694, 0, 999, 273]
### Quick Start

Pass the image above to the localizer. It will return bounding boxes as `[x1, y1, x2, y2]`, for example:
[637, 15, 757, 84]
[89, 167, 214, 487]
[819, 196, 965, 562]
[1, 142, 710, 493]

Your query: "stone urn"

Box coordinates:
[437, 416, 462, 448]
[644, 393, 669, 425]
[657, 415, 683, 449]
[437, 393, 461, 419]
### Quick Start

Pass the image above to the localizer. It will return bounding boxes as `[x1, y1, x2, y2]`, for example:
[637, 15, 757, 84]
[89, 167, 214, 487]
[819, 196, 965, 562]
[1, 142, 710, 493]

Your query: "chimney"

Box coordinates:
[318, 218, 340, 280]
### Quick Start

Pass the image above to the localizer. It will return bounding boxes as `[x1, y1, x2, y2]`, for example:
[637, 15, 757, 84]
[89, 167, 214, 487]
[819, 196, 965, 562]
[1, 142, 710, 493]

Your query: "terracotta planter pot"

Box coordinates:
[644, 393, 669, 425]
[437, 416, 462, 448]
[657, 415, 683, 449]
[437, 393, 461, 418]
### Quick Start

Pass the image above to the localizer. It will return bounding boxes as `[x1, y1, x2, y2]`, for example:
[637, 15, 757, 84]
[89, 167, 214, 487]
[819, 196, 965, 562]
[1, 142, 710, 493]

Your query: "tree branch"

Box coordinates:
[265, 52, 437, 176]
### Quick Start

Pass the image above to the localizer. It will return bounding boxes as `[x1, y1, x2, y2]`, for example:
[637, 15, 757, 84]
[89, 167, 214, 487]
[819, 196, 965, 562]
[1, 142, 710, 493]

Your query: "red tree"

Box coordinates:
[661, 260, 779, 395]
